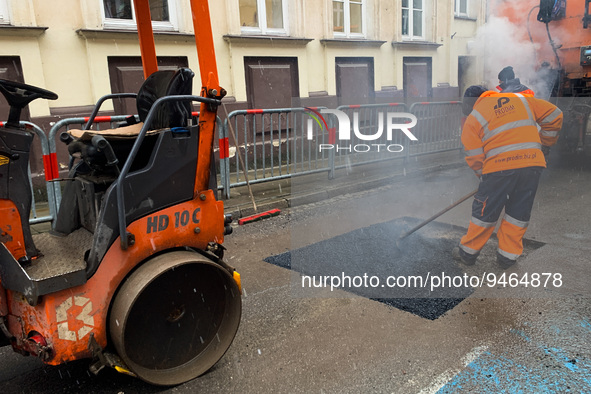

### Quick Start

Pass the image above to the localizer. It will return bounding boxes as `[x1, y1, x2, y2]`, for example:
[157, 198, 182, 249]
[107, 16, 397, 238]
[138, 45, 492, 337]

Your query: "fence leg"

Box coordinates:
[27, 164, 37, 220]
[327, 116, 335, 179]
[404, 137, 410, 165]
[328, 148, 335, 179]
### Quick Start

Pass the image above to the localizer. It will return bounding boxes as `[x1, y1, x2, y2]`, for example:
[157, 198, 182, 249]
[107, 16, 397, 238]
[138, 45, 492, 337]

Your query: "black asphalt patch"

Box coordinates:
[265, 217, 545, 320]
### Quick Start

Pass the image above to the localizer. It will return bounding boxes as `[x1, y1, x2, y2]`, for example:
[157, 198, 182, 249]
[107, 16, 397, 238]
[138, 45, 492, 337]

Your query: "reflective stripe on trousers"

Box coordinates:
[497, 217, 528, 259]
[461, 215, 528, 259]
[460, 167, 543, 260]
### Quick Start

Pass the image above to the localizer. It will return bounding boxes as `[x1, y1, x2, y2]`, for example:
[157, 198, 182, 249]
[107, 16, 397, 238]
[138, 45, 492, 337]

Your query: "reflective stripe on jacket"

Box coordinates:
[461, 91, 563, 175]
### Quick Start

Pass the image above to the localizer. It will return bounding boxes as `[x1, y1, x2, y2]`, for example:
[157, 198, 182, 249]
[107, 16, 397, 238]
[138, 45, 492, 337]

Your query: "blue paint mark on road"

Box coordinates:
[436, 351, 586, 393]
[542, 346, 591, 380]
[437, 327, 591, 393]
[509, 328, 531, 342]
[580, 319, 591, 333]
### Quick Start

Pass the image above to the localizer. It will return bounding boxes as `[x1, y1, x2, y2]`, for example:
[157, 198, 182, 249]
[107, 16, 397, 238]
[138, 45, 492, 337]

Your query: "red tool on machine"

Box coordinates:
[0, 0, 241, 386]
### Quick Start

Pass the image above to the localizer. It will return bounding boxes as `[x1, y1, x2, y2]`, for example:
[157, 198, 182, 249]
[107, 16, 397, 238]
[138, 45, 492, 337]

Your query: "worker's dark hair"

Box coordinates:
[462, 85, 487, 116]
[498, 66, 515, 82]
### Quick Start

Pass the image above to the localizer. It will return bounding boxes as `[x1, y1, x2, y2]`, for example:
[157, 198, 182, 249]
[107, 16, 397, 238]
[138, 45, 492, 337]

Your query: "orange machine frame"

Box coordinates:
[0, 0, 230, 366]
[133, 0, 223, 195]
[495, 0, 591, 81]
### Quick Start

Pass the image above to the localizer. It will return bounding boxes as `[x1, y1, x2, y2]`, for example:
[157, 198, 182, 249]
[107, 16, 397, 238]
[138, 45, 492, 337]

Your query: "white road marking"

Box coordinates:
[417, 345, 488, 394]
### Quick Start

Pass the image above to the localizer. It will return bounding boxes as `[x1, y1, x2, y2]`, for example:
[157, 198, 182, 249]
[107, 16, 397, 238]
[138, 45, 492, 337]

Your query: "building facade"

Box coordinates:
[0, 0, 487, 174]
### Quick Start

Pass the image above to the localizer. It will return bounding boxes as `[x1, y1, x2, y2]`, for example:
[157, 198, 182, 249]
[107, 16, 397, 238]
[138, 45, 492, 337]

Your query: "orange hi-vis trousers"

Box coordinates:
[460, 167, 544, 261]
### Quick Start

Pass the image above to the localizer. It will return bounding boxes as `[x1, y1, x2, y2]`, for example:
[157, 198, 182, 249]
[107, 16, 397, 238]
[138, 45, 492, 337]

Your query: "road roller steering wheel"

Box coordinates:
[0, 79, 58, 128]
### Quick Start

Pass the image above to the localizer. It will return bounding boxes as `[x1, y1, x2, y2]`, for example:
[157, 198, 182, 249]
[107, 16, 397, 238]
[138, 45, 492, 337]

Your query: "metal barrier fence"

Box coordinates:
[220, 107, 328, 199]
[407, 101, 463, 157]
[13, 101, 463, 219]
[47, 115, 141, 210]
[0, 121, 58, 225]
[220, 101, 464, 198]
[48, 112, 225, 202]
[11, 112, 223, 227]
[46, 112, 223, 218]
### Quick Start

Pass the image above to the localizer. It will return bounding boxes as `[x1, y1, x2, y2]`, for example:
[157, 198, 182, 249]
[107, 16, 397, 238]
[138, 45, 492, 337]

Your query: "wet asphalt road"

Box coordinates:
[0, 150, 590, 393]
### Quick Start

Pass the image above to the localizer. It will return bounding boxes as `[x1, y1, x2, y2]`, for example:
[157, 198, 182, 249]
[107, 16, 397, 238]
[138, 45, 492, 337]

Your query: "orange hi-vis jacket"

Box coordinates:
[461, 91, 563, 175]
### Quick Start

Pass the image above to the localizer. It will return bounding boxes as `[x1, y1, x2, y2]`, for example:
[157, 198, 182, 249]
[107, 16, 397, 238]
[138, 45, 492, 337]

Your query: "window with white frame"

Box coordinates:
[333, 0, 364, 37]
[102, 0, 178, 31]
[402, 0, 424, 39]
[239, 0, 288, 35]
[454, 0, 468, 17]
[0, 0, 10, 24]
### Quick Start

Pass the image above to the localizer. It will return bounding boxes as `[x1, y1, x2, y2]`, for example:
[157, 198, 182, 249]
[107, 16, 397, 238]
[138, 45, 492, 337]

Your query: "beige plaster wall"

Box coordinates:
[2, 0, 487, 117]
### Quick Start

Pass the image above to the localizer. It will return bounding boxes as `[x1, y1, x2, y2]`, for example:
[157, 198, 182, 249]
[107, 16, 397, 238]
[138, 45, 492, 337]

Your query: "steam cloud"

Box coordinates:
[467, 16, 556, 99]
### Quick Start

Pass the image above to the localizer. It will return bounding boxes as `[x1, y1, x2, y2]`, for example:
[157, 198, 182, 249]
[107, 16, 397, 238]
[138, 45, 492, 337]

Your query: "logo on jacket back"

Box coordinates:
[493, 97, 515, 117]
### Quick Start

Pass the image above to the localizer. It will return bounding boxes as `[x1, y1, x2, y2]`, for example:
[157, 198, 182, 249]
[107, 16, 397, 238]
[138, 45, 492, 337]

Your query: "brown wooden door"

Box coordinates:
[335, 57, 375, 106]
[0, 56, 28, 122]
[244, 57, 299, 109]
[403, 57, 432, 99]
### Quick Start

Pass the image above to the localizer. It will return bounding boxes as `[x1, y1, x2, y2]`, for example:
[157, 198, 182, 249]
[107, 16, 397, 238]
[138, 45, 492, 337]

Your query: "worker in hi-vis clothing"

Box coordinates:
[453, 85, 563, 269]
[496, 65, 535, 95]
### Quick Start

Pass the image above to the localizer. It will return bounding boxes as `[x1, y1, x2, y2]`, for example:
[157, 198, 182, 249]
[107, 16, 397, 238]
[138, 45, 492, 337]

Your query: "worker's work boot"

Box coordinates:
[496, 252, 517, 270]
[452, 246, 477, 266]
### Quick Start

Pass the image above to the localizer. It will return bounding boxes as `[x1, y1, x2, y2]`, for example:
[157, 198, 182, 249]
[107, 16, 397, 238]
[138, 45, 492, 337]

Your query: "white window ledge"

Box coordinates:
[454, 15, 477, 21]
[0, 25, 48, 37]
[320, 38, 386, 47]
[76, 28, 193, 41]
[392, 41, 442, 48]
[223, 34, 312, 45]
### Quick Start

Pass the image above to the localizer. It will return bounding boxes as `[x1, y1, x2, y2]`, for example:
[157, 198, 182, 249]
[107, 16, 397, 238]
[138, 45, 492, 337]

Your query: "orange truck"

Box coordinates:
[0, 0, 241, 386]
[494, 0, 591, 152]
